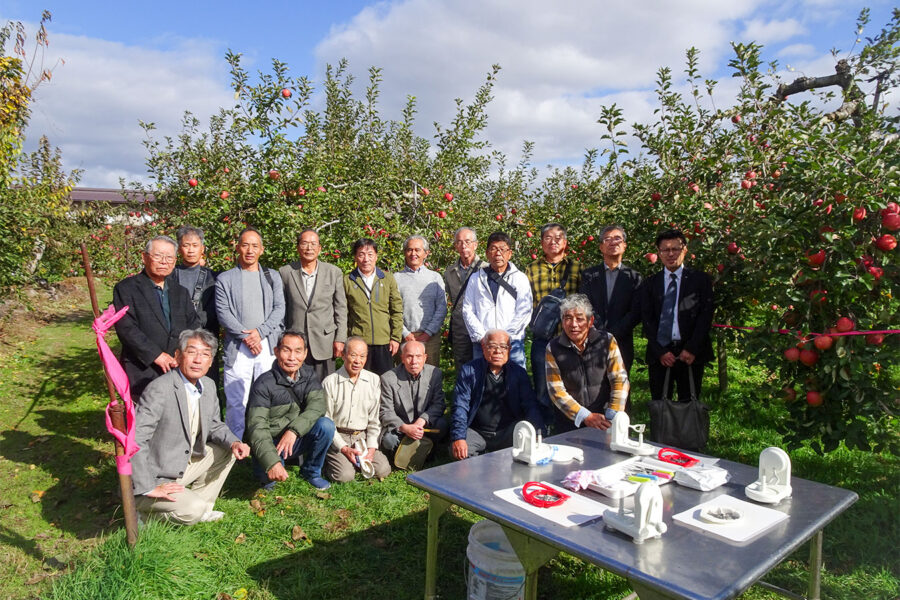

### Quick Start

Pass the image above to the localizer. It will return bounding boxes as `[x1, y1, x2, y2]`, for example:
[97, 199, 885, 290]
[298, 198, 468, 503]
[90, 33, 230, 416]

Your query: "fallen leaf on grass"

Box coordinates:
[25, 573, 50, 585]
[283, 540, 295, 549]
[215, 595, 232, 600]
[31, 491, 45, 503]
[0, 502, 12, 510]
[232, 588, 248, 600]
[234, 533, 246, 544]
[249, 499, 263, 511]
[193, 552, 208, 560]
[291, 525, 308, 542]
[315, 491, 331, 500]
[274, 496, 284, 504]
[256, 510, 266, 517]
[335, 509, 351, 520]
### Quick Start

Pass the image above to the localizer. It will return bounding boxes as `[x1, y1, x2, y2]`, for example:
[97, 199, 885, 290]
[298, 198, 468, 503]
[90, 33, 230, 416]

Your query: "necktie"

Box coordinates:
[657, 273, 678, 347]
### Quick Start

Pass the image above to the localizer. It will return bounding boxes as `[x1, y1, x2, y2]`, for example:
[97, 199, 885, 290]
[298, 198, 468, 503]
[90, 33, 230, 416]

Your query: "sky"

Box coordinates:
[1, 0, 895, 188]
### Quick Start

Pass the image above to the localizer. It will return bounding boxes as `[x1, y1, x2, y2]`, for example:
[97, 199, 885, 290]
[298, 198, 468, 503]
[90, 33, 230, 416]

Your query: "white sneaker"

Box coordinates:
[198, 510, 225, 523]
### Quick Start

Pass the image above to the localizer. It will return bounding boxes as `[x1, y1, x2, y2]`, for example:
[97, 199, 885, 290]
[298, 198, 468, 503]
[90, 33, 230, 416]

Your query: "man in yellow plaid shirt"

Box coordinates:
[545, 294, 629, 433]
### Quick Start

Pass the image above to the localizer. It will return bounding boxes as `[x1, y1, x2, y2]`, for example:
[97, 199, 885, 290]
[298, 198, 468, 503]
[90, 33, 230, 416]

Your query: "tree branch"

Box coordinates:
[774, 59, 853, 101]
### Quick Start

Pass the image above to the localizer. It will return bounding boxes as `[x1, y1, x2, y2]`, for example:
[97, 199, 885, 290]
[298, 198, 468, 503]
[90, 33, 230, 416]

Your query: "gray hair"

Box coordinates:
[176, 226, 205, 245]
[400, 340, 426, 355]
[178, 328, 218, 354]
[278, 330, 308, 350]
[540, 223, 567, 239]
[559, 293, 594, 319]
[144, 235, 177, 254]
[481, 329, 511, 345]
[599, 225, 627, 243]
[454, 227, 477, 241]
[344, 336, 368, 355]
[403, 234, 430, 252]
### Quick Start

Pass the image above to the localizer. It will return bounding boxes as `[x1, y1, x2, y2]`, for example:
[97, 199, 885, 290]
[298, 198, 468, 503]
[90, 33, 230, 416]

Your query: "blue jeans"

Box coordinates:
[252, 417, 335, 484]
[473, 338, 526, 369]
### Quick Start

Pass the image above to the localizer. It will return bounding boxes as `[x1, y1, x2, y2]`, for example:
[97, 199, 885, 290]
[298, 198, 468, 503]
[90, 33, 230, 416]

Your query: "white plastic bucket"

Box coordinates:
[466, 520, 526, 600]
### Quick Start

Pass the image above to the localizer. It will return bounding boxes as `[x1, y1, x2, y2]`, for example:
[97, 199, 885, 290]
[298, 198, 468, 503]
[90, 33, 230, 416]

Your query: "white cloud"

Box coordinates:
[15, 27, 233, 187]
[315, 0, 767, 173]
[777, 43, 818, 58]
[740, 18, 806, 45]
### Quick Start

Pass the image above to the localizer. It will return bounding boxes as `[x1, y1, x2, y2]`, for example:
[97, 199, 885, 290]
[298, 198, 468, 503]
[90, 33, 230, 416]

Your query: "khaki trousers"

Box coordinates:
[135, 443, 236, 525]
[324, 431, 391, 483]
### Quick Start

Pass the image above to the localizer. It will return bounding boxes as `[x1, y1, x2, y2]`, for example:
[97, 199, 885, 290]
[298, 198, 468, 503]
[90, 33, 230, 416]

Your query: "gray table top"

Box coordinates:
[407, 429, 858, 600]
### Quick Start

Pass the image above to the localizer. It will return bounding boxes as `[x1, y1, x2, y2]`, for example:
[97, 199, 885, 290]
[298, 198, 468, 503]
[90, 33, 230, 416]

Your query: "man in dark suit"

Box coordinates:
[579, 225, 642, 412]
[132, 329, 250, 525]
[113, 236, 201, 400]
[279, 229, 347, 382]
[641, 229, 714, 402]
[379, 341, 447, 462]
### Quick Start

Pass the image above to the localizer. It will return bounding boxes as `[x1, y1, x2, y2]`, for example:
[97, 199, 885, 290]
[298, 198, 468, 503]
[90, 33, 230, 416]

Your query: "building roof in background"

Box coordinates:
[69, 188, 156, 204]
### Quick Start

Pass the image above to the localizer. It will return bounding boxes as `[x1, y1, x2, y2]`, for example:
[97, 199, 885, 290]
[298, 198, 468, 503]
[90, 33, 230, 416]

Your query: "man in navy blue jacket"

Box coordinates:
[450, 330, 543, 460]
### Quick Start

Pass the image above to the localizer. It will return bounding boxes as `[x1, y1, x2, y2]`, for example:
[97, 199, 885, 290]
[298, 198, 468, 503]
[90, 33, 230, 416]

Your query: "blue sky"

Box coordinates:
[2, 1, 894, 187]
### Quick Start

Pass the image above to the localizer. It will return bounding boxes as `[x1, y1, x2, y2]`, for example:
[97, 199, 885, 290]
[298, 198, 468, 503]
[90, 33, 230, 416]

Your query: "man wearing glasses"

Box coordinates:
[461, 231, 533, 368]
[641, 229, 714, 402]
[443, 227, 485, 371]
[113, 235, 200, 400]
[450, 330, 543, 460]
[579, 225, 642, 410]
[279, 229, 348, 382]
[525, 223, 582, 421]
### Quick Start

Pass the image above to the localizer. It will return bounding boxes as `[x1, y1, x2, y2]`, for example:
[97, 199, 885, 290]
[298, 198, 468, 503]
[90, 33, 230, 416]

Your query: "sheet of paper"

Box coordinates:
[672, 494, 789, 545]
[493, 481, 607, 527]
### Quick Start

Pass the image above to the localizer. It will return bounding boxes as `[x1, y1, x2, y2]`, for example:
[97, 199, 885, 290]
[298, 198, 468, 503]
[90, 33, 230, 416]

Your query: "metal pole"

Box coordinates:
[81, 243, 139, 547]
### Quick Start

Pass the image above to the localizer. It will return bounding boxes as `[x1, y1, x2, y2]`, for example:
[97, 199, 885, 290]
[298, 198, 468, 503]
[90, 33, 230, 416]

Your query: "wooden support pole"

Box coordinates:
[80, 243, 139, 547]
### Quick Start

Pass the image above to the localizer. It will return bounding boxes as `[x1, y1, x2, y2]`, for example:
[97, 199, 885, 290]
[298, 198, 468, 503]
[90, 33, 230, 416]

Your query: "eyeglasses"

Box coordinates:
[454, 239, 477, 246]
[183, 348, 213, 359]
[602, 236, 625, 244]
[659, 246, 685, 254]
[487, 246, 511, 254]
[298, 242, 319, 248]
[484, 343, 510, 352]
[147, 253, 176, 264]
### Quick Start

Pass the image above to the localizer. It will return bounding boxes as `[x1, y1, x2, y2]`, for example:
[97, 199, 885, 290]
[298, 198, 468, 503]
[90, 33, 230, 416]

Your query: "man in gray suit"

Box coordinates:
[379, 341, 447, 463]
[279, 228, 348, 383]
[443, 227, 485, 371]
[132, 329, 251, 525]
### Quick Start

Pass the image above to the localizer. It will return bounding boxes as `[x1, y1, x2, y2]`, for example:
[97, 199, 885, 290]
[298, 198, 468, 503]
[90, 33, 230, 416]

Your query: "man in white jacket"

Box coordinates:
[461, 231, 533, 368]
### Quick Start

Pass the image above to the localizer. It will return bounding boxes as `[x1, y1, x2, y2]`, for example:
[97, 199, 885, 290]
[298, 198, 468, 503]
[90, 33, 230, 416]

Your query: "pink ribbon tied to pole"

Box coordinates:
[93, 304, 140, 475]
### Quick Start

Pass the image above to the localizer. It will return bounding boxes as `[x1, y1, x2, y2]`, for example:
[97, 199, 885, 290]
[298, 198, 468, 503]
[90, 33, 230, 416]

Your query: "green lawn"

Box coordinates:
[0, 279, 896, 599]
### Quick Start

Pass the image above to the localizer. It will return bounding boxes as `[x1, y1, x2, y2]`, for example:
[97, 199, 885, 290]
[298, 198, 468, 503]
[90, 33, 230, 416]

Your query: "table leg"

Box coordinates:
[808, 529, 823, 600]
[424, 495, 451, 600]
[502, 527, 559, 600]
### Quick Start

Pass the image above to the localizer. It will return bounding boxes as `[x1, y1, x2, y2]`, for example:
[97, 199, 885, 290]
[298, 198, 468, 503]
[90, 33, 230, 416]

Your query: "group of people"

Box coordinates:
[114, 222, 713, 525]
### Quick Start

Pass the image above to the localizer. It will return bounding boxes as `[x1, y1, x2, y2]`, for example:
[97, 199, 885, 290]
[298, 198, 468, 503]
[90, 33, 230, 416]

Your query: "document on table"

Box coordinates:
[493, 481, 608, 527]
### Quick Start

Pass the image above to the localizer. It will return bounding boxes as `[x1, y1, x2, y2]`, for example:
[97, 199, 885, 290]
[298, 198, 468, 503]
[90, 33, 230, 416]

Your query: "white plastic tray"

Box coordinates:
[586, 456, 678, 499]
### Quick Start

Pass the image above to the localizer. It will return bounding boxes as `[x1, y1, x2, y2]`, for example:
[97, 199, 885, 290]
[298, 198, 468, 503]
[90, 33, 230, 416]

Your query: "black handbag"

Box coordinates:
[648, 368, 710, 450]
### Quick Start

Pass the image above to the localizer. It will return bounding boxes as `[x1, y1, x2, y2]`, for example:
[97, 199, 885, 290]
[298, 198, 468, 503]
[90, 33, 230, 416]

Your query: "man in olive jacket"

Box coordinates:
[245, 332, 335, 490]
[344, 238, 404, 375]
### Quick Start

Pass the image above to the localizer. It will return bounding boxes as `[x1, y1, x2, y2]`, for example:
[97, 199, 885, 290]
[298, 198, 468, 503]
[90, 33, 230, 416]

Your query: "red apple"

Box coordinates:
[651, 192, 662, 202]
[834, 193, 846, 203]
[437, 210, 447, 219]
[281, 88, 291, 98]
[587, 235, 594, 242]
[220, 191, 230, 200]
[868, 266, 884, 280]
[526, 231, 533, 238]
[297, 187, 306, 196]
[813, 335, 833, 351]
[835, 317, 855, 333]
[688, 183, 700, 194]
[866, 333, 884, 346]
[716, 263, 724, 273]
[421, 187, 430, 196]
[223, 167, 230, 173]
[852, 207, 866, 222]
[511, 208, 517, 215]
[268, 169, 279, 181]
[727, 242, 740, 254]
[875, 234, 896, 251]
[644, 252, 658, 264]
[444, 192, 453, 202]
[882, 212, 900, 231]
[731, 114, 742, 124]
[495, 214, 503, 221]
[188, 178, 198, 187]
[806, 391, 823, 407]
[783, 347, 800, 362]
[880, 202, 899, 217]
[531, 253, 537, 259]
[799, 349, 819, 367]
[741, 179, 752, 190]
[571, 184, 578, 189]
[782, 386, 796, 402]
[745, 170, 757, 180]
[773, 169, 781, 178]
[317, 186, 326, 192]
[807, 250, 826, 266]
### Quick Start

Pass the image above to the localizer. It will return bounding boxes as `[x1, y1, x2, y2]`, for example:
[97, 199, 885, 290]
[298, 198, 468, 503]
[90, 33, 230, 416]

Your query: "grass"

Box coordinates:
[0, 278, 896, 599]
